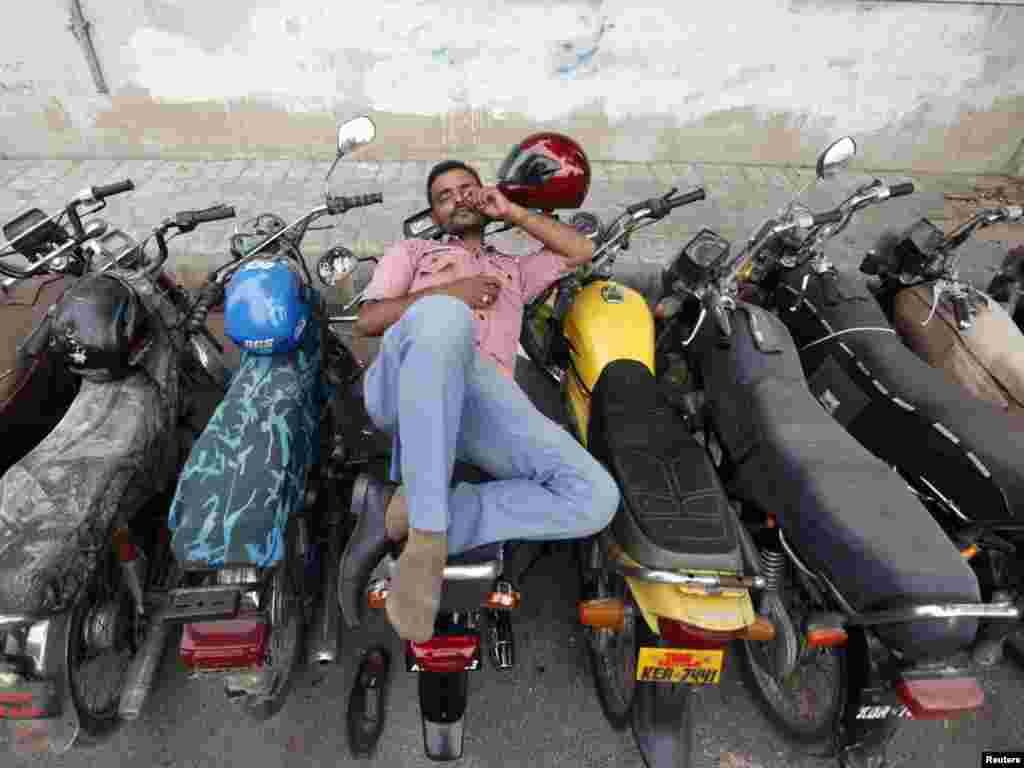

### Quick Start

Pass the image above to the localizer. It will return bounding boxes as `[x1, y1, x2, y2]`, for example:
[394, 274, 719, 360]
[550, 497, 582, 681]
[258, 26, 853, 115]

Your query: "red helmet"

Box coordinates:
[497, 132, 591, 210]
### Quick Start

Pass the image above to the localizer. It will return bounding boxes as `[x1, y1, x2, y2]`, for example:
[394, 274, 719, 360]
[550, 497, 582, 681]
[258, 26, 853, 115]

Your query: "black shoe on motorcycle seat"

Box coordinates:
[339, 474, 398, 629]
[347, 646, 392, 758]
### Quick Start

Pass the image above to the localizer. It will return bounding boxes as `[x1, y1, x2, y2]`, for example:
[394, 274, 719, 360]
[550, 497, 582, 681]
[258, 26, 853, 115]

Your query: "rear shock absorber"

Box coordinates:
[760, 548, 786, 593]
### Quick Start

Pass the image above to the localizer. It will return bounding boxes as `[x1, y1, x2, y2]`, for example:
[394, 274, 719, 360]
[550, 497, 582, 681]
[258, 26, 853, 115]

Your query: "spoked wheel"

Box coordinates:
[583, 563, 638, 729]
[241, 518, 308, 721]
[740, 561, 846, 743]
[66, 555, 143, 744]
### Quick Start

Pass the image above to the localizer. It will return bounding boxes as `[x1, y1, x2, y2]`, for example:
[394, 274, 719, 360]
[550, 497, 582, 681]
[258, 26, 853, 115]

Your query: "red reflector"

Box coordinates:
[657, 617, 737, 650]
[896, 677, 985, 720]
[179, 618, 269, 671]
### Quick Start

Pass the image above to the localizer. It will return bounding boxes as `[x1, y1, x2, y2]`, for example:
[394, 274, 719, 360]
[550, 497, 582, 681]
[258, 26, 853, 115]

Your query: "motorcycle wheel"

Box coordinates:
[740, 562, 846, 743]
[66, 550, 142, 745]
[584, 567, 638, 730]
[242, 518, 307, 722]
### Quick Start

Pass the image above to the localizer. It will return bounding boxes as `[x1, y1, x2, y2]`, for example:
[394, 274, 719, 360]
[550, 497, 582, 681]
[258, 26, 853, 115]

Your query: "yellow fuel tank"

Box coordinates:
[562, 280, 655, 445]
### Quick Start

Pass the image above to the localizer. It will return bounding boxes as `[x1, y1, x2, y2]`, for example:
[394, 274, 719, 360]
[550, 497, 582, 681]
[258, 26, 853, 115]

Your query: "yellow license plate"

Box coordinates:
[636, 647, 724, 685]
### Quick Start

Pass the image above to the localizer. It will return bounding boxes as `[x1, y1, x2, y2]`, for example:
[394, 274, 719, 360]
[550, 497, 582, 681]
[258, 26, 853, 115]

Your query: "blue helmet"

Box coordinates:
[224, 259, 312, 354]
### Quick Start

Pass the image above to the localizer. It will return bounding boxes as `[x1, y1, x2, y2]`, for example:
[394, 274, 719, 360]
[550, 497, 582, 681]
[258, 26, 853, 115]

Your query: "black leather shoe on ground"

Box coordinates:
[339, 474, 398, 629]
[347, 646, 392, 758]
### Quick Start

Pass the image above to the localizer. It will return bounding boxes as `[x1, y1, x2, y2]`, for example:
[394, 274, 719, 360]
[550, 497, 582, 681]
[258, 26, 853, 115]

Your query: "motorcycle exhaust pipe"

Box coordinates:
[309, 489, 344, 666]
[118, 617, 170, 720]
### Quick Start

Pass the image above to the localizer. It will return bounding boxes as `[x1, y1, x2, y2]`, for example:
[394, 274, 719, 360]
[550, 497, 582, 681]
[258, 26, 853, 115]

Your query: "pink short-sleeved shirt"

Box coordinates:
[361, 234, 574, 378]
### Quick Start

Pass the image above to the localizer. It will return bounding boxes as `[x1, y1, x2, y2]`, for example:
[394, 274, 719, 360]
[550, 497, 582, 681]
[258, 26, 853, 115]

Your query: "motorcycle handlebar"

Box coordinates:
[327, 193, 384, 215]
[812, 209, 843, 226]
[92, 179, 135, 200]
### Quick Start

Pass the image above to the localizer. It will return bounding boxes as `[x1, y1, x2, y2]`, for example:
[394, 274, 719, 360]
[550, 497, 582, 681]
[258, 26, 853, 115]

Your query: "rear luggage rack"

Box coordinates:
[162, 587, 242, 622]
[608, 558, 765, 592]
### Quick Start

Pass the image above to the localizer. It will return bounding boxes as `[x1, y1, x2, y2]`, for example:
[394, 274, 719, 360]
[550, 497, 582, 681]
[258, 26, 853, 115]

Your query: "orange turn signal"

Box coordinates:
[960, 544, 978, 561]
[485, 589, 521, 610]
[806, 627, 849, 648]
[737, 615, 776, 642]
[367, 586, 389, 610]
[579, 598, 626, 631]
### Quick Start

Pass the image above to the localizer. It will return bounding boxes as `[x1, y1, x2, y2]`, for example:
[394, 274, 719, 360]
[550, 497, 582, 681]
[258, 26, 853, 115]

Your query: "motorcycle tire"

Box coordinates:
[739, 565, 847, 744]
[583, 566, 638, 730]
[242, 516, 308, 722]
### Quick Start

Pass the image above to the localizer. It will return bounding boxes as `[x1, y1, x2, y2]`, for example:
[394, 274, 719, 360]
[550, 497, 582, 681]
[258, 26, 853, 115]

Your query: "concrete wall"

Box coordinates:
[1, 0, 1022, 174]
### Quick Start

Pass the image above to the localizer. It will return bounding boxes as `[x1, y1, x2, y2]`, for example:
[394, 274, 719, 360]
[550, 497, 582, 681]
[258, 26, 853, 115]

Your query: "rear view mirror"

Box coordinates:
[816, 137, 857, 180]
[337, 116, 376, 155]
[325, 115, 377, 191]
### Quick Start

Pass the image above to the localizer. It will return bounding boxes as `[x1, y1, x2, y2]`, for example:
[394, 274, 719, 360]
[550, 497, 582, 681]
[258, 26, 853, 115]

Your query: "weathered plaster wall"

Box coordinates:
[1, 0, 1022, 173]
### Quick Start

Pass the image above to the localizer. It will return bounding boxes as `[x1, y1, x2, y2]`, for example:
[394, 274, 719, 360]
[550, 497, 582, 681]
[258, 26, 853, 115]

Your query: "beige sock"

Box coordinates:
[386, 529, 447, 643]
[384, 487, 409, 542]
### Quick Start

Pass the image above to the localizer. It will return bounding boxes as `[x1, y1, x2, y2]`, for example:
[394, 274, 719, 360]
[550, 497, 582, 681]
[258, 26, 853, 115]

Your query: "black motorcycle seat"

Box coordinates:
[588, 359, 742, 573]
[781, 266, 1024, 521]
[0, 373, 174, 614]
[702, 306, 980, 616]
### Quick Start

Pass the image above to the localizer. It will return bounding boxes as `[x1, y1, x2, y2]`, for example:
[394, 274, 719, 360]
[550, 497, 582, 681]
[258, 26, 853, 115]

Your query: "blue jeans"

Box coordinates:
[362, 295, 620, 556]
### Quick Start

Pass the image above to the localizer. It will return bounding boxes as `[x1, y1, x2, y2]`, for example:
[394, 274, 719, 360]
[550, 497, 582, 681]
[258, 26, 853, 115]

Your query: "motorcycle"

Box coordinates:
[0, 183, 237, 752]
[645, 138, 1017, 767]
[0, 183, 126, 472]
[153, 116, 382, 721]
[736, 137, 1024, 671]
[509, 186, 779, 768]
[860, 199, 1024, 417]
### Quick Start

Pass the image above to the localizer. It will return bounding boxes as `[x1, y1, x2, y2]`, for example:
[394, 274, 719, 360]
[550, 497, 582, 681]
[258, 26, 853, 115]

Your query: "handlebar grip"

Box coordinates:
[327, 193, 384, 215]
[191, 205, 236, 224]
[668, 188, 706, 209]
[92, 179, 135, 200]
[812, 209, 843, 226]
[888, 182, 915, 198]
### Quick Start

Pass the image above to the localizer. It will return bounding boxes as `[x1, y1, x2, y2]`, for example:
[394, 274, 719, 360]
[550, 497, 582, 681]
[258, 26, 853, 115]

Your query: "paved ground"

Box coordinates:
[2, 158, 1024, 768]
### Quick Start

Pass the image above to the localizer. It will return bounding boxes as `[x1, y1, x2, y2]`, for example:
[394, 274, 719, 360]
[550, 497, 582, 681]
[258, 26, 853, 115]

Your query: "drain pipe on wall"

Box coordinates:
[68, 0, 108, 94]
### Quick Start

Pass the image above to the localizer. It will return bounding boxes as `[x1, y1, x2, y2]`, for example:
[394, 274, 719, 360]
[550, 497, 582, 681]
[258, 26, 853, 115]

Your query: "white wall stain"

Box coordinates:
[111, 0, 1022, 131]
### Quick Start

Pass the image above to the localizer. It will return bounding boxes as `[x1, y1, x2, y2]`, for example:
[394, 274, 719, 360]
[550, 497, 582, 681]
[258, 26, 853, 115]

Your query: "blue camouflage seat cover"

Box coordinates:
[169, 322, 329, 568]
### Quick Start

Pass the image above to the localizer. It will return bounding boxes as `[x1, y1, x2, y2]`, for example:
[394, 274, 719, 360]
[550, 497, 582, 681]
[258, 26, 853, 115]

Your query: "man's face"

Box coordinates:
[430, 169, 484, 235]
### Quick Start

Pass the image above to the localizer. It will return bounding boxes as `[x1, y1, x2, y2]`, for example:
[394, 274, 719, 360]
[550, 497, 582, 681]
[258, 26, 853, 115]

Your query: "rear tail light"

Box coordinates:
[179, 618, 269, 672]
[579, 598, 625, 631]
[896, 677, 985, 720]
[804, 614, 849, 648]
[408, 635, 480, 673]
[657, 617, 738, 649]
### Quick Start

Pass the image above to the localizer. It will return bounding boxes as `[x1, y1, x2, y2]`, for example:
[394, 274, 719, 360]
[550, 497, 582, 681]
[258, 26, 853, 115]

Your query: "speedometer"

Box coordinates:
[666, 229, 732, 288]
